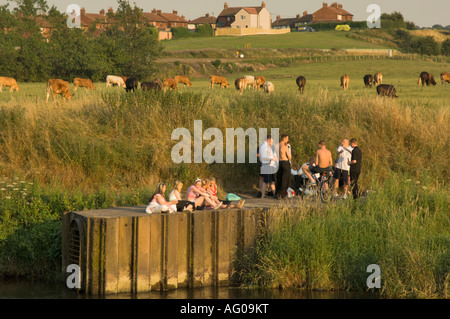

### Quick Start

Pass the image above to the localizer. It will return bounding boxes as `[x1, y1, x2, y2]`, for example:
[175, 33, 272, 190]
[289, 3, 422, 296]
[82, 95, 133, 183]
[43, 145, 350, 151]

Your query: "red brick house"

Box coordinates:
[188, 13, 217, 30]
[312, 2, 353, 23]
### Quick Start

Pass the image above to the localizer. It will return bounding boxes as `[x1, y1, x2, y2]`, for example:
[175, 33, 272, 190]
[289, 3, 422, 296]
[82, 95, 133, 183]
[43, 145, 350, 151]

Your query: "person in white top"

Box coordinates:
[259, 135, 278, 198]
[146, 182, 178, 214]
[333, 139, 353, 199]
[169, 180, 194, 212]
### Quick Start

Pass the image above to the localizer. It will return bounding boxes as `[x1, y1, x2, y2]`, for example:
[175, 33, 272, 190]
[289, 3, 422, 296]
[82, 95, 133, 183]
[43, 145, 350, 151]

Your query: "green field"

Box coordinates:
[1, 51, 449, 297]
[162, 31, 393, 51]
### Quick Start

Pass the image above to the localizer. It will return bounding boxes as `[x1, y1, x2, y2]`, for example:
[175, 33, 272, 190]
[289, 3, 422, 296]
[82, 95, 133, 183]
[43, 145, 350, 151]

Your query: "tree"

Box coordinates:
[8, 0, 48, 16]
[381, 12, 407, 29]
[442, 39, 450, 56]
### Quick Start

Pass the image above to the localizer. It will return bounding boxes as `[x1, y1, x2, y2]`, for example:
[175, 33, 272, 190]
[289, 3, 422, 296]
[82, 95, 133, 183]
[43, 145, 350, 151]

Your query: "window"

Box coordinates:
[337, 15, 342, 21]
[227, 16, 231, 21]
[241, 15, 246, 20]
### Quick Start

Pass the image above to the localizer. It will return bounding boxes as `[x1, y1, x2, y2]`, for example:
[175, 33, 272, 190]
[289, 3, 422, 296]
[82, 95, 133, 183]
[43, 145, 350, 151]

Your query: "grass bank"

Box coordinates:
[238, 174, 449, 298]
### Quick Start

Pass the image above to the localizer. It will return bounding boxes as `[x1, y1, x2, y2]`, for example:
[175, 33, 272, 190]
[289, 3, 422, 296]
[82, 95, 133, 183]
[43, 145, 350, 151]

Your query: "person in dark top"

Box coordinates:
[348, 138, 362, 199]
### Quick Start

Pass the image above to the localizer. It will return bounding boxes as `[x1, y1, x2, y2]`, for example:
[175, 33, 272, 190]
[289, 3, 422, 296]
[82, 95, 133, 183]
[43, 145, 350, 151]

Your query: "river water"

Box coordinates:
[0, 278, 378, 299]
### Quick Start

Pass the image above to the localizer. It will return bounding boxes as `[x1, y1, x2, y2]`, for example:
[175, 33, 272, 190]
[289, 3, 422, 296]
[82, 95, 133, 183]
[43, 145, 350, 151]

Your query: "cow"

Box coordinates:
[73, 78, 95, 91]
[341, 75, 350, 90]
[0, 77, 19, 92]
[163, 78, 178, 92]
[125, 77, 138, 93]
[141, 79, 163, 91]
[440, 72, 450, 85]
[296, 76, 306, 94]
[46, 79, 73, 102]
[209, 75, 230, 89]
[417, 72, 437, 87]
[263, 82, 274, 94]
[235, 78, 246, 95]
[363, 74, 374, 88]
[106, 75, 126, 88]
[173, 75, 192, 87]
[374, 72, 383, 86]
[377, 84, 398, 98]
[243, 75, 257, 90]
[255, 76, 266, 89]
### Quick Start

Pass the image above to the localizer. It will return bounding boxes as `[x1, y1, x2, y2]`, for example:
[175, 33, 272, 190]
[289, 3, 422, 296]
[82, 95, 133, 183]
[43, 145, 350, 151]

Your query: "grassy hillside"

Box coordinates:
[162, 31, 394, 51]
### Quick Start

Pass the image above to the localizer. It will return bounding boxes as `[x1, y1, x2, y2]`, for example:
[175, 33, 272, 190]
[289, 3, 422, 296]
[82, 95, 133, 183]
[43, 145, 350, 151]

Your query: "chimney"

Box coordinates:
[152, 8, 157, 14]
[224, 2, 228, 9]
[338, 4, 343, 9]
[331, 2, 338, 8]
[157, 10, 161, 15]
[323, 2, 328, 8]
[81, 7, 86, 15]
[296, 14, 301, 19]
[261, 1, 266, 8]
[173, 10, 178, 15]
[99, 9, 105, 15]
[276, 15, 280, 20]
[205, 13, 210, 17]
[108, 7, 113, 14]
[303, 11, 308, 16]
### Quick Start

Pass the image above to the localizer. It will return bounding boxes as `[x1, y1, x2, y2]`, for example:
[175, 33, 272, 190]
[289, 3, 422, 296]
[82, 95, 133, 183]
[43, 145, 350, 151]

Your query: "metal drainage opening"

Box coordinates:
[68, 219, 82, 266]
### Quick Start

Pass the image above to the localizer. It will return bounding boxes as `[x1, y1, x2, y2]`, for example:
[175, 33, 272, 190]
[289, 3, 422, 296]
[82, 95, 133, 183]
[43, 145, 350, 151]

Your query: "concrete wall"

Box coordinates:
[62, 207, 281, 295]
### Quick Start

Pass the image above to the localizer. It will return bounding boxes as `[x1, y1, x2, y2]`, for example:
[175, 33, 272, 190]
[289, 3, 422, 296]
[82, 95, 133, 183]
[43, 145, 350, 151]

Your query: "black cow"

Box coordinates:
[363, 74, 374, 88]
[377, 84, 398, 98]
[296, 76, 306, 94]
[125, 77, 138, 92]
[141, 79, 162, 91]
[418, 72, 437, 87]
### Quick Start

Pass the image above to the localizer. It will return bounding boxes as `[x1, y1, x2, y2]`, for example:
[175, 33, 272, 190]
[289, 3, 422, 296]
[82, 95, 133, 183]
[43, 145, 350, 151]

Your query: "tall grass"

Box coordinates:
[238, 174, 449, 298]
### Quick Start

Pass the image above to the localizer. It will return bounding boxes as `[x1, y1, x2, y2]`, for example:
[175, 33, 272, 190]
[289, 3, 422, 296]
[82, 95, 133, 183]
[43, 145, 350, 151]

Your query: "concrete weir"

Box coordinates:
[62, 199, 291, 295]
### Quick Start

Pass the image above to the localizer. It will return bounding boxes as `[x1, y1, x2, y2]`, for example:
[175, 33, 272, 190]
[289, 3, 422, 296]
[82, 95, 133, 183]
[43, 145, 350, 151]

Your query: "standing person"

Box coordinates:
[169, 180, 194, 212]
[333, 139, 353, 199]
[146, 182, 178, 214]
[275, 134, 292, 199]
[348, 138, 362, 199]
[259, 135, 278, 198]
[310, 140, 333, 192]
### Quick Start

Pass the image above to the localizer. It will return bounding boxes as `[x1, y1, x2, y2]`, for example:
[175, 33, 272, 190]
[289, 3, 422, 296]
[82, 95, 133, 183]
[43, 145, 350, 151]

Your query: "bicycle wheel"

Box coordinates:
[320, 177, 334, 203]
[304, 184, 318, 202]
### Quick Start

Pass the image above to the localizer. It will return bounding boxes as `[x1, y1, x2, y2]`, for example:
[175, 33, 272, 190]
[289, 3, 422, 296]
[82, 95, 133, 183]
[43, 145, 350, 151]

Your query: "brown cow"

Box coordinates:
[163, 78, 178, 92]
[255, 76, 266, 89]
[141, 79, 163, 91]
[173, 75, 192, 87]
[440, 72, 450, 85]
[418, 72, 437, 86]
[235, 78, 246, 95]
[374, 72, 383, 86]
[296, 76, 306, 94]
[46, 79, 73, 102]
[209, 75, 230, 89]
[0, 77, 19, 92]
[74, 78, 95, 91]
[341, 75, 350, 90]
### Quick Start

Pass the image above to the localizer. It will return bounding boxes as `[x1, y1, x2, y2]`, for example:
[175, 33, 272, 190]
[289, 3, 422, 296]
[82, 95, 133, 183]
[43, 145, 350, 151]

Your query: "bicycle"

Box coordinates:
[302, 168, 335, 203]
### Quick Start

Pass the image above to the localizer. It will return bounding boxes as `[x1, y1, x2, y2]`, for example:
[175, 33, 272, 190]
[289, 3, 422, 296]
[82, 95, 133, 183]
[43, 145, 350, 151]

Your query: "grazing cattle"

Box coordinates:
[377, 84, 398, 98]
[263, 82, 274, 94]
[417, 72, 437, 87]
[296, 76, 306, 94]
[209, 75, 230, 89]
[163, 78, 178, 92]
[235, 78, 246, 95]
[73, 78, 95, 91]
[121, 76, 128, 84]
[46, 79, 73, 102]
[374, 72, 383, 86]
[125, 77, 138, 93]
[255, 76, 266, 89]
[243, 75, 257, 89]
[363, 74, 374, 88]
[141, 79, 163, 91]
[106, 75, 126, 88]
[440, 72, 450, 85]
[173, 75, 192, 87]
[0, 77, 19, 92]
[341, 75, 350, 90]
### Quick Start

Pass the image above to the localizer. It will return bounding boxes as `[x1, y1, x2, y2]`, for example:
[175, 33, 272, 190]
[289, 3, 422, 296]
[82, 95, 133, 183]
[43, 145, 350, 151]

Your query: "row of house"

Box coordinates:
[25, 2, 354, 40]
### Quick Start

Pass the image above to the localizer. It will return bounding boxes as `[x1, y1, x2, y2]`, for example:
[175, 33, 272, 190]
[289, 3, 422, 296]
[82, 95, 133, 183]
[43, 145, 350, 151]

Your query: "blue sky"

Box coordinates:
[4, 0, 450, 27]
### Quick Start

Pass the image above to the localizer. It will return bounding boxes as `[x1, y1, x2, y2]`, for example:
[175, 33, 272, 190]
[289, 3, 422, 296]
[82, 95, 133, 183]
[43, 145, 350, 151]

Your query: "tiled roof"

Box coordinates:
[189, 15, 217, 24]
[218, 6, 263, 17]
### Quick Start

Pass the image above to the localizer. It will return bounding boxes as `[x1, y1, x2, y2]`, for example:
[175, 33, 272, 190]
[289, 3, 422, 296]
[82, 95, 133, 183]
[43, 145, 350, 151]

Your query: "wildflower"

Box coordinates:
[1, 188, 5, 191]
[6, 196, 11, 199]
[422, 186, 427, 190]
[13, 188, 19, 191]
[415, 181, 420, 184]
